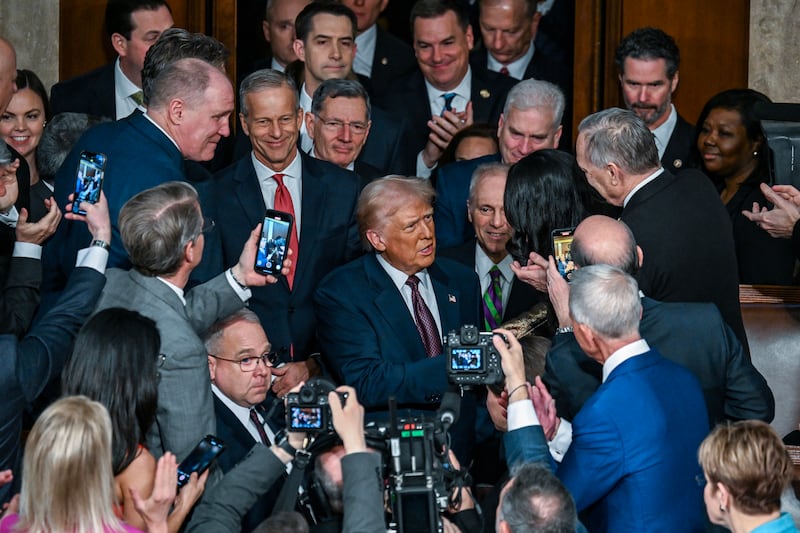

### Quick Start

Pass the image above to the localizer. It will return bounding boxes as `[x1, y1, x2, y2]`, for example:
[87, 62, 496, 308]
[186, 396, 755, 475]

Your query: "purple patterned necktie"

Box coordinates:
[406, 275, 443, 358]
[483, 266, 503, 330]
[249, 408, 271, 445]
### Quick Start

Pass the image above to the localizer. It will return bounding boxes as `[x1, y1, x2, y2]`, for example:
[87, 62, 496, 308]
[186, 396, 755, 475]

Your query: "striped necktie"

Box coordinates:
[483, 266, 503, 330]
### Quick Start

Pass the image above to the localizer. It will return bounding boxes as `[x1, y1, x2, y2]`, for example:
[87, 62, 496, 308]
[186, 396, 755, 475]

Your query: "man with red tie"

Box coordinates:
[215, 69, 363, 398]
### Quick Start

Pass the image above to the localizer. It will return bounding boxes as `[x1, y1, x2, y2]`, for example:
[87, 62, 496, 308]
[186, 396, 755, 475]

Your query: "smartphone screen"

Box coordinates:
[72, 151, 107, 215]
[176, 435, 226, 487]
[255, 210, 293, 276]
[551, 227, 576, 282]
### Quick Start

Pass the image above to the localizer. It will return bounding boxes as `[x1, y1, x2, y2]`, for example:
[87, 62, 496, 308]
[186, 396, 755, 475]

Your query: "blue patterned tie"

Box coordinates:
[441, 92, 457, 116]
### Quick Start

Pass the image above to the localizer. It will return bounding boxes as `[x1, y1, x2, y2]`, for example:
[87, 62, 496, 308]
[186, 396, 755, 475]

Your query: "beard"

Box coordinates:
[631, 100, 670, 126]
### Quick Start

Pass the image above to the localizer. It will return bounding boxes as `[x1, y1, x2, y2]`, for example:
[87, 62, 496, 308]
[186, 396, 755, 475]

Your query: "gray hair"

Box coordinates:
[203, 308, 263, 356]
[239, 69, 299, 117]
[310, 78, 371, 120]
[503, 79, 565, 129]
[142, 28, 229, 104]
[571, 220, 639, 275]
[37, 113, 111, 179]
[577, 107, 659, 175]
[147, 57, 216, 111]
[500, 462, 578, 533]
[468, 162, 510, 205]
[356, 176, 435, 250]
[119, 181, 203, 277]
[568, 264, 641, 340]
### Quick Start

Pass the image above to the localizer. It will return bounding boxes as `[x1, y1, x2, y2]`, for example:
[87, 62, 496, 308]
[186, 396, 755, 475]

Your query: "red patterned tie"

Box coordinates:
[249, 408, 271, 445]
[272, 173, 299, 289]
[406, 275, 443, 358]
[499, 66, 510, 76]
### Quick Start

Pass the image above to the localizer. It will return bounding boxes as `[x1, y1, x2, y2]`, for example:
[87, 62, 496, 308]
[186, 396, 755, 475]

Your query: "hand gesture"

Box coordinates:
[329, 385, 366, 454]
[16, 198, 61, 244]
[232, 223, 293, 287]
[65, 190, 112, 243]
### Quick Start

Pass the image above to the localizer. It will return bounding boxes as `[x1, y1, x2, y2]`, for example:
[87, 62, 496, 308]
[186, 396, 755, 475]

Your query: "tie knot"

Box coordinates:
[272, 173, 286, 187]
[442, 92, 457, 111]
[489, 265, 502, 281]
[249, 408, 260, 422]
[130, 90, 144, 106]
[405, 275, 421, 290]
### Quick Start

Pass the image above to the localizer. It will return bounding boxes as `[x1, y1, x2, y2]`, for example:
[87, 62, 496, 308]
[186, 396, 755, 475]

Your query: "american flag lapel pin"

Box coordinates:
[448, 294, 457, 303]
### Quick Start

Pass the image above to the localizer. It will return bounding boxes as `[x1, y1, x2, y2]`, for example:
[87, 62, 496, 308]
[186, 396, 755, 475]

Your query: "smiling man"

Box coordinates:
[51, 0, 174, 120]
[615, 27, 694, 174]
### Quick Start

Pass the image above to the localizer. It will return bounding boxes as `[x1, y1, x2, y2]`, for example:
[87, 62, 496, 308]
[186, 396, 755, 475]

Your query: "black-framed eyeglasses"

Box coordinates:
[208, 351, 277, 372]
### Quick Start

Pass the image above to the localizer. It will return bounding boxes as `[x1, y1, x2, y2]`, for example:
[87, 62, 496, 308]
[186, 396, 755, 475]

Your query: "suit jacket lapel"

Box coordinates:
[623, 170, 675, 213]
[128, 270, 188, 319]
[128, 112, 184, 168]
[429, 261, 461, 337]
[470, 71, 494, 121]
[214, 395, 257, 446]
[295, 154, 329, 288]
[232, 157, 269, 232]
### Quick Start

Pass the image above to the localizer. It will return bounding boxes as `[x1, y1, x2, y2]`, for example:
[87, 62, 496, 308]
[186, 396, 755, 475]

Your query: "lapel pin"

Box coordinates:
[381, 57, 388, 65]
[673, 159, 683, 169]
[479, 89, 490, 99]
[448, 294, 457, 303]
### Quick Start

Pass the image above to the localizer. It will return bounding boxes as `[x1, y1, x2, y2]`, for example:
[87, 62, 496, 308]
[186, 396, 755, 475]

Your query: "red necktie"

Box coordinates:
[249, 408, 271, 445]
[406, 275, 442, 358]
[499, 66, 510, 76]
[272, 173, 299, 289]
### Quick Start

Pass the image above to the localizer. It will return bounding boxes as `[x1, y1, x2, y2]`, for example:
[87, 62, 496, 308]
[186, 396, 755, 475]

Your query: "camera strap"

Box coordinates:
[274, 448, 313, 512]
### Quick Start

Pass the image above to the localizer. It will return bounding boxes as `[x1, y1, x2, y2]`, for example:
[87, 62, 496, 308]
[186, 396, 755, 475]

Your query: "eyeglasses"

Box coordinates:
[316, 114, 368, 135]
[209, 351, 277, 372]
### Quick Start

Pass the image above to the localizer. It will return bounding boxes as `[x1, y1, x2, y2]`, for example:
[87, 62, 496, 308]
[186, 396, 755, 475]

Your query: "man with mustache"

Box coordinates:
[615, 27, 694, 175]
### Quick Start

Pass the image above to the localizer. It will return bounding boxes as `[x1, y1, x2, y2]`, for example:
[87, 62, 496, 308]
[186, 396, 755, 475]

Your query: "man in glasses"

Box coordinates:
[205, 308, 285, 532]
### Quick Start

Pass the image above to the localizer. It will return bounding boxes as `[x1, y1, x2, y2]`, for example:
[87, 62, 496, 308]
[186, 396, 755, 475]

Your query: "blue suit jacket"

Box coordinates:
[49, 62, 117, 120]
[506, 350, 708, 533]
[434, 153, 501, 248]
[214, 151, 363, 361]
[0, 266, 105, 503]
[43, 111, 224, 306]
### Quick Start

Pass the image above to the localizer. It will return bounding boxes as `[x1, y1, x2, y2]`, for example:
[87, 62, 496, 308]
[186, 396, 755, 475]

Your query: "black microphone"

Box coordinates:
[438, 389, 461, 431]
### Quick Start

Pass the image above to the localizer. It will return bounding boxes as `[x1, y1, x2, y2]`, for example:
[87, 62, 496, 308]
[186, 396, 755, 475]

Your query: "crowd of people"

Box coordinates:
[0, 0, 797, 532]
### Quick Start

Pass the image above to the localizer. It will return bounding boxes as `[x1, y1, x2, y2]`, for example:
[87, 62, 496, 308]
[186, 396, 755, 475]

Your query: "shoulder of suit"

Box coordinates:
[52, 62, 115, 91]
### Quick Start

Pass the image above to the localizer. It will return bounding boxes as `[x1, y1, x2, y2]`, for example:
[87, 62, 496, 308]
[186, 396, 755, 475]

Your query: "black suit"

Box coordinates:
[662, 113, 695, 174]
[544, 296, 774, 426]
[50, 62, 116, 119]
[621, 169, 748, 350]
[374, 67, 516, 159]
[353, 160, 384, 182]
[213, 395, 282, 532]
[437, 240, 543, 323]
[358, 27, 418, 99]
[215, 151, 363, 362]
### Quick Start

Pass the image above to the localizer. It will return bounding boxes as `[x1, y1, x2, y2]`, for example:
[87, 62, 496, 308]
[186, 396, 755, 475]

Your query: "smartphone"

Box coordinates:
[72, 151, 107, 215]
[551, 227, 576, 282]
[254, 209, 293, 276]
[176, 435, 226, 488]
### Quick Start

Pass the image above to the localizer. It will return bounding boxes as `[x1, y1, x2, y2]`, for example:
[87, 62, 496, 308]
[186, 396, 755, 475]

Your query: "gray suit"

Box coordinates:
[93, 269, 244, 462]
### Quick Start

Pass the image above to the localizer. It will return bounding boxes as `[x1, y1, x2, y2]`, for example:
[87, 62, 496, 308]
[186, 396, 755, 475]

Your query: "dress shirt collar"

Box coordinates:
[602, 338, 649, 382]
[212, 384, 276, 444]
[486, 40, 535, 80]
[270, 57, 286, 73]
[0, 206, 18, 227]
[299, 84, 313, 112]
[251, 149, 302, 183]
[142, 112, 181, 152]
[651, 104, 678, 159]
[156, 276, 186, 305]
[376, 253, 434, 293]
[114, 57, 144, 118]
[353, 24, 377, 78]
[308, 146, 355, 171]
[474, 245, 513, 286]
[425, 66, 472, 117]
[623, 167, 664, 207]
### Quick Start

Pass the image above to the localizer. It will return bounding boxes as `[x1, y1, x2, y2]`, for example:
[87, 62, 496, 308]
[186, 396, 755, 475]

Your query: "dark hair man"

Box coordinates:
[496, 463, 579, 533]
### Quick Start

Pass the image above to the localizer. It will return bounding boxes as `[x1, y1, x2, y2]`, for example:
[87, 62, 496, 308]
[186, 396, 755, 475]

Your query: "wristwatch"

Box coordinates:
[555, 326, 573, 335]
[274, 430, 298, 457]
[91, 239, 110, 251]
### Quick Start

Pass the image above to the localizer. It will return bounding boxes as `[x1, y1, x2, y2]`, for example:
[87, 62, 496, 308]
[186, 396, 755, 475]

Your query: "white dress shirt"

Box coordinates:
[475, 245, 513, 312]
[114, 58, 145, 119]
[486, 40, 535, 80]
[376, 254, 443, 338]
[251, 150, 303, 236]
[299, 85, 314, 154]
[651, 104, 679, 159]
[353, 24, 377, 78]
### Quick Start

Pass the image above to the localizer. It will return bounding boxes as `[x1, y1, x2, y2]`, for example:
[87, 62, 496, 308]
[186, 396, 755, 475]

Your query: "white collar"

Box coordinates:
[156, 276, 186, 305]
[114, 57, 142, 100]
[142, 112, 181, 152]
[623, 167, 664, 207]
[375, 253, 433, 293]
[474, 245, 513, 283]
[486, 40, 535, 79]
[424, 66, 472, 116]
[353, 24, 378, 78]
[251, 149, 302, 181]
[651, 104, 678, 159]
[602, 339, 649, 382]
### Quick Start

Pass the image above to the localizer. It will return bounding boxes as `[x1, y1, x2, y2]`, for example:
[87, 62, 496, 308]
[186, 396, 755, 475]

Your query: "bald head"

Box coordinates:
[571, 215, 641, 275]
[0, 38, 17, 113]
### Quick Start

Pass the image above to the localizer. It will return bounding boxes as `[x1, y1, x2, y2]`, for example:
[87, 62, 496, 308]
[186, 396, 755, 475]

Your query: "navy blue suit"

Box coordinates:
[49, 62, 116, 119]
[434, 153, 500, 248]
[358, 27, 417, 100]
[544, 297, 774, 425]
[214, 151, 363, 362]
[0, 266, 105, 503]
[506, 349, 708, 533]
[43, 111, 224, 305]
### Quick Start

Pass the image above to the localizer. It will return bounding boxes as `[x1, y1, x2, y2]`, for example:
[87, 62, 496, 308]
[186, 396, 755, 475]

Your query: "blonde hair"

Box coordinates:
[698, 420, 793, 515]
[16, 396, 126, 533]
[356, 176, 435, 250]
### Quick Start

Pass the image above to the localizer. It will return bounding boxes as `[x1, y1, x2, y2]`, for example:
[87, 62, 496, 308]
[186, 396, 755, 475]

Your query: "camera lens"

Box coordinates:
[299, 386, 316, 403]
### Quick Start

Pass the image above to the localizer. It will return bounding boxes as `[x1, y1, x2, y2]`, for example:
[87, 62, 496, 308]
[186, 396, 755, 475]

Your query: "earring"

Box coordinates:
[719, 505, 726, 513]
[42, 120, 47, 127]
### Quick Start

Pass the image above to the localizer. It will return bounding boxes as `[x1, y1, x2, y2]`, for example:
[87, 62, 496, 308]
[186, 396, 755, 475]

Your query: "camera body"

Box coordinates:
[286, 377, 346, 434]
[445, 325, 504, 386]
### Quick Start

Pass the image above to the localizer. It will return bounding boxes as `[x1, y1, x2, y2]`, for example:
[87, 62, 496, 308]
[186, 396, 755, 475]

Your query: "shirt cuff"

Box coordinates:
[225, 268, 252, 301]
[75, 245, 109, 274]
[507, 398, 540, 431]
[12, 241, 42, 259]
[548, 418, 572, 463]
[415, 151, 437, 179]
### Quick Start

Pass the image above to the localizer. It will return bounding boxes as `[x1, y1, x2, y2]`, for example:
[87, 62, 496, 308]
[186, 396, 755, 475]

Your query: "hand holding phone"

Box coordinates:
[176, 435, 225, 488]
[72, 151, 107, 215]
[550, 227, 576, 282]
[254, 210, 294, 276]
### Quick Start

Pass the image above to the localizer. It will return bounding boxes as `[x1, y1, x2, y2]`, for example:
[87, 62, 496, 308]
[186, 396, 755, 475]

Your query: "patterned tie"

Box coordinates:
[272, 173, 299, 289]
[483, 266, 504, 331]
[130, 90, 144, 106]
[499, 66, 510, 76]
[406, 275, 443, 358]
[441, 92, 457, 116]
[249, 408, 271, 445]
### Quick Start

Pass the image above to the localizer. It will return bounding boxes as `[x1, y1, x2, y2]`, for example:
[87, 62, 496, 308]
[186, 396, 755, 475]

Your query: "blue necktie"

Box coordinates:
[441, 92, 457, 116]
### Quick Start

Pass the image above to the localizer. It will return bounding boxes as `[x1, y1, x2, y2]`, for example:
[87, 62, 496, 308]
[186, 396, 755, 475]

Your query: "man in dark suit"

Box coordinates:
[204, 309, 285, 532]
[292, 2, 412, 175]
[340, 0, 418, 98]
[216, 69, 363, 399]
[435, 79, 563, 247]
[305, 79, 383, 181]
[470, 0, 573, 146]
[50, 0, 174, 120]
[495, 265, 709, 533]
[45, 44, 233, 300]
[438, 162, 540, 328]
[538, 215, 774, 426]
[0, 191, 110, 504]
[374, 0, 516, 180]
[314, 176, 480, 463]
[615, 27, 694, 174]
[574, 107, 748, 351]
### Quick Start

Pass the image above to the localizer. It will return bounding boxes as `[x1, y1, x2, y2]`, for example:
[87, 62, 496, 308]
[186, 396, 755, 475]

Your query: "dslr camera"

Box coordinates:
[445, 325, 504, 386]
[286, 377, 346, 434]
